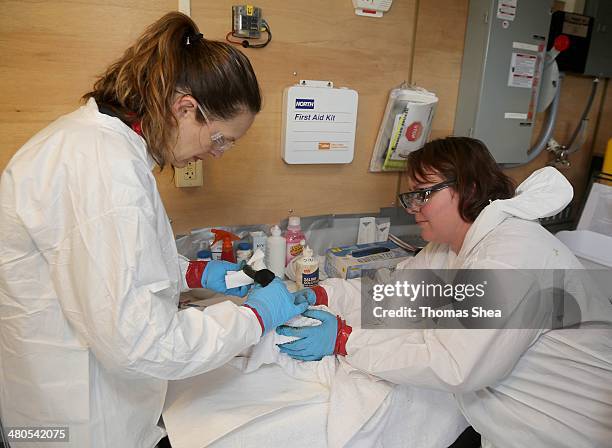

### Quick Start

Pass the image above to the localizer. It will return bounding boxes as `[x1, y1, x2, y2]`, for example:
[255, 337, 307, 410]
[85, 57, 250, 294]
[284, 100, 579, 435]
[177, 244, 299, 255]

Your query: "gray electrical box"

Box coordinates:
[454, 0, 553, 164]
[584, 0, 612, 77]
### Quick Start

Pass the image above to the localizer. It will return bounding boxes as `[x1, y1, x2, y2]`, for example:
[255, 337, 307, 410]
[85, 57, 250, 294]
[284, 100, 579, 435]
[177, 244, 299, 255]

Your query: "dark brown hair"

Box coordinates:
[83, 12, 261, 167]
[405, 137, 515, 222]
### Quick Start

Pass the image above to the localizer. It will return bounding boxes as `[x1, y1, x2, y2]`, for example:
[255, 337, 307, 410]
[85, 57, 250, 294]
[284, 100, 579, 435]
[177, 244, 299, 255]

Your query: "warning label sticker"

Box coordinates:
[497, 0, 517, 21]
[508, 52, 536, 89]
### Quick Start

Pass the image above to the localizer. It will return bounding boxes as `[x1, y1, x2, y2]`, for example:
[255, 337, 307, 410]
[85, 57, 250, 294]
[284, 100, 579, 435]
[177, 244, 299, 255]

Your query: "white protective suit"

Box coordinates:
[320, 167, 612, 448]
[0, 99, 262, 448]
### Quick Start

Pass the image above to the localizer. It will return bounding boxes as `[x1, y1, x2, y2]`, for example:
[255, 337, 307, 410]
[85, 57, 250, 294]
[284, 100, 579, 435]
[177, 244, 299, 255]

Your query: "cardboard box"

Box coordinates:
[325, 241, 413, 279]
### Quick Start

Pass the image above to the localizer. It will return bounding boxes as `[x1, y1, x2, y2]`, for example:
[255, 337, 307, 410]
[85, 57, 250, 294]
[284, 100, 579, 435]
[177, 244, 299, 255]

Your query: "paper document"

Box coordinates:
[577, 182, 612, 236]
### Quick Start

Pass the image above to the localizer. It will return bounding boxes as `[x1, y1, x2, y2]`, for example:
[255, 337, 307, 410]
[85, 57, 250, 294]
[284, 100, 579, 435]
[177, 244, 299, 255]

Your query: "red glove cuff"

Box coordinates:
[334, 316, 352, 356]
[186, 260, 208, 289]
[243, 305, 265, 335]
[311, 285, 328, 306]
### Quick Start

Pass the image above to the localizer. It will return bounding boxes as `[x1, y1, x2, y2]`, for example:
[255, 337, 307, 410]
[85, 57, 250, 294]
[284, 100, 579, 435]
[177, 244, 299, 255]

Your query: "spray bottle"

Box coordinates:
[211, 229, 240, 263]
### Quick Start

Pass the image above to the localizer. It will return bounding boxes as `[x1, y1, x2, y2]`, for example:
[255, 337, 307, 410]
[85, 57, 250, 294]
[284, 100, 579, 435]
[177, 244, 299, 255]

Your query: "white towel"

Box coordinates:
[232, 306, 336, 386]
[230, 305, 395, 448]
[164, 282, 467, 448]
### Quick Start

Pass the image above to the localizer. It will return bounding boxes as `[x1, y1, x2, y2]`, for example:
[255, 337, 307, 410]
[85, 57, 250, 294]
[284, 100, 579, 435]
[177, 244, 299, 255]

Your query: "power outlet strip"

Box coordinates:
[174, 160, 203, 187]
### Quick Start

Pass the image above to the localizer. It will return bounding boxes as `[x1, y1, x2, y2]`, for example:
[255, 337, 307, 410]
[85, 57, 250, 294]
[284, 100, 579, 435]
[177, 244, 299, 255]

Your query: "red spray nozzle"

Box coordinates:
[211, 229, 240, 262]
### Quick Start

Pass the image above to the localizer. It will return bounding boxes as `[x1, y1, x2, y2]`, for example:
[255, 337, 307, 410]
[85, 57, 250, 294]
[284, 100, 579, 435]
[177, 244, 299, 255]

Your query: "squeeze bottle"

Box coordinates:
[295, 245, 319, 288]
[285, 216, 306, 265]
[266, 225, 286, 279]
[211, 229, 240, 263]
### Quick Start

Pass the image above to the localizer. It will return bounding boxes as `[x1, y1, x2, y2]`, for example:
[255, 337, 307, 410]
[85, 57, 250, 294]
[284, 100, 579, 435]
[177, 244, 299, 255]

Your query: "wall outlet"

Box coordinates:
[174, 160, 203, 187]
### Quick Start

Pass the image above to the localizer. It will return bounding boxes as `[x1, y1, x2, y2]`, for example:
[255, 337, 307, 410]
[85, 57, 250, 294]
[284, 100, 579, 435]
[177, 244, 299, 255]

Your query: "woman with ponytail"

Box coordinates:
[0, 12, 307, 447]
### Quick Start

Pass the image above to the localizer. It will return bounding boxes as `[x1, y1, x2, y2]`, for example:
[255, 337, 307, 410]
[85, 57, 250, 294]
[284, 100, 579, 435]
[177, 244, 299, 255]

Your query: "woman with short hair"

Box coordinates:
[280, 137, 612, 447]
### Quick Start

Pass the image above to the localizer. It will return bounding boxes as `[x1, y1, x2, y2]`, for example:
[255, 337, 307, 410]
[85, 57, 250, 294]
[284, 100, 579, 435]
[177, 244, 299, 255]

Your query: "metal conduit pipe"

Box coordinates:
[565, 77, 599, 155]
[500, 73, 564, 169]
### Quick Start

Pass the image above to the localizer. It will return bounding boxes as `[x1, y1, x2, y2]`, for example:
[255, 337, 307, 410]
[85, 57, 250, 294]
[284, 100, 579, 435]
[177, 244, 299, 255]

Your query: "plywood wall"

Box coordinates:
[0, 0, 176, 169]
[1, 0, 610, 235]
[156, 0, 418, 232]
[592, 79, 611, 157]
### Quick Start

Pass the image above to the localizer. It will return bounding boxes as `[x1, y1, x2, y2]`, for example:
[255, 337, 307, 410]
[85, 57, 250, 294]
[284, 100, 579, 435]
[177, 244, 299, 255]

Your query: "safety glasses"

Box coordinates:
[398, 179, 456, 212]
[193, 101, 235, 153]
[176, 90, 235, 153]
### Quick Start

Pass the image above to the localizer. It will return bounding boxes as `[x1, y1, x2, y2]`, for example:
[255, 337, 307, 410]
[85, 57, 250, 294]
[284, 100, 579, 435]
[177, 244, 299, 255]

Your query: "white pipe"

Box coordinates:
[179, 0, 190, 16]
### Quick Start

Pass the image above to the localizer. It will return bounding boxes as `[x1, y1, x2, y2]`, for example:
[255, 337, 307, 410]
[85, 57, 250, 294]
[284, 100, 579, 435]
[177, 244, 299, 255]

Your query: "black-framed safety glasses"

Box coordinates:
[398, 179, 456, 212]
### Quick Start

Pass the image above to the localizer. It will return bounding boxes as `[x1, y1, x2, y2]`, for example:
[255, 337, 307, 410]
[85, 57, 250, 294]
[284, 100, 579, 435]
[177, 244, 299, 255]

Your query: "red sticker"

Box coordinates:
[405, 122, 423, 142]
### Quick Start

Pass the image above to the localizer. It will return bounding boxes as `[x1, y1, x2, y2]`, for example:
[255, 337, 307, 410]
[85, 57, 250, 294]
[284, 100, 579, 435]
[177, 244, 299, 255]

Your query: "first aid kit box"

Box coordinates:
[325, 241, 413, 279]
[282, 80, 358, 164]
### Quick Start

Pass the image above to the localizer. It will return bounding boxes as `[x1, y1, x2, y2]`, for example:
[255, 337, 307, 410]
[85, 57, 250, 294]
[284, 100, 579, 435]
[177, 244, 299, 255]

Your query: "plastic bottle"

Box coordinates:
[236, 242, 253, 264]
[266, 225, 286, 279]
[211, 229, 240, 263]
[196, 249, 212, 261]
[285, 239, 305, 281]
[249, 231, 268, 254]
[295, 245, 319, 288]
[210, 240, 223, 260]
[285, 216, 306, 266]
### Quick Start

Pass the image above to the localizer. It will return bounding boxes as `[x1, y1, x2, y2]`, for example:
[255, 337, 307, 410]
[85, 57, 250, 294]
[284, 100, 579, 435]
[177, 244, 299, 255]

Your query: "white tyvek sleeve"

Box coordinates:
[177, 254, 190, 292]
[317, 278, 362, 317]
[329, 258, 548, 393]
[48, 206, 261, 381]
[346, 326, 542, 393]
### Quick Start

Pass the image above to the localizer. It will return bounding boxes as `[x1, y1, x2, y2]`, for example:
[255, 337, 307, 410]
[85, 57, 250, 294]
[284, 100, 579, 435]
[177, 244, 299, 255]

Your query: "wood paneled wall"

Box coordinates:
[0, 0, 177, 169]
[1, 0, 610, 234]
[592, 79, 611, 157]
[157, 0, 417, 232]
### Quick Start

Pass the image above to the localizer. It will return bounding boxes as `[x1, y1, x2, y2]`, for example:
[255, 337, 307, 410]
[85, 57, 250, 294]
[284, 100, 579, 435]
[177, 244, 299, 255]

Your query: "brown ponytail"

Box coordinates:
[83, 12, 261, 167]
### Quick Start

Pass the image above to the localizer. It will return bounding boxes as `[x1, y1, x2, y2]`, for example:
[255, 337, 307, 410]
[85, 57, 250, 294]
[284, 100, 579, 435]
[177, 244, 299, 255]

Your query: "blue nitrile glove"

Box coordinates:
[292, 288, 316, 306]
[201, 260, 249, 297]
[244, 278, 309, 333]
[276, 309, 338, 361]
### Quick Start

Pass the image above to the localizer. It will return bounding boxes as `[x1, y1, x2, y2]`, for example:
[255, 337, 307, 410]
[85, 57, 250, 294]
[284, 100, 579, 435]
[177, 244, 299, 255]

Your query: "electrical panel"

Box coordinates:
[583, 0, 612, 77]
[546, 1, 611, 78]
[548, 11, 594, 74]
[454, 0, 552, 164]
[232, 5, 262, 39]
